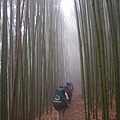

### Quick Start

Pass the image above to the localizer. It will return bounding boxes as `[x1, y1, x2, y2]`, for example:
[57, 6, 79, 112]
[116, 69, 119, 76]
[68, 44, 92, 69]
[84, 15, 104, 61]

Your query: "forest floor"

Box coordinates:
[37, 89, 116, 120]
[39, 88, 85, 120]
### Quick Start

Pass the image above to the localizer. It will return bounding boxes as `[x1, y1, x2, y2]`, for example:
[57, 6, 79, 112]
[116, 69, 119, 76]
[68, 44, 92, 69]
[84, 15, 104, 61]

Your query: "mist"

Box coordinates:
[61, 0, 81, 89]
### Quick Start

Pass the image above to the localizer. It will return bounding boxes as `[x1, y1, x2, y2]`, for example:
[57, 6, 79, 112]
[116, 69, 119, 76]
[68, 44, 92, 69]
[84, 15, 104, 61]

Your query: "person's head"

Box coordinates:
[66, 82, 70, 86]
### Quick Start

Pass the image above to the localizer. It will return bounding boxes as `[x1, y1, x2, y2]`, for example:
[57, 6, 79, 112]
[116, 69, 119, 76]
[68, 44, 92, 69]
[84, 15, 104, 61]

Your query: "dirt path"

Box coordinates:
[40, 89, 85, 120]
[64, 89, 85, 120]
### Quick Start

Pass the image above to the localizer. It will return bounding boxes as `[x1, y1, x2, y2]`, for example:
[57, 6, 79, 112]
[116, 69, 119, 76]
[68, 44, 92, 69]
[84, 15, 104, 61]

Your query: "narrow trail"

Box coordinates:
[65, 89, 85, 120]
[40, 89, 85, 120]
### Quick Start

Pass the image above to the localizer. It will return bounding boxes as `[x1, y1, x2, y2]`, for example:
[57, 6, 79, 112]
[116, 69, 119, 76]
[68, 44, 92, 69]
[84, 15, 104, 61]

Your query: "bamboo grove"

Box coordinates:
[0, 0, 69, 120]
[74, 0, 120, 120]
[0, 0, 120, 120]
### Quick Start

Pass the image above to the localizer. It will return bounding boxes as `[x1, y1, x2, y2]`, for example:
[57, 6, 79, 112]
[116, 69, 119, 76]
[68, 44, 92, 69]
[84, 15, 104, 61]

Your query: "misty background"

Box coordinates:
[60, 0, 81, 88]
[0, 0, 81, 87]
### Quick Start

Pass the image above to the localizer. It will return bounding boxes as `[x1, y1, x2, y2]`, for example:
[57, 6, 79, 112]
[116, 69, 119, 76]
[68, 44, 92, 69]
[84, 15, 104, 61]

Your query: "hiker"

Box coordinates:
[69, 81, 74, 101]
[66, 82, 73, 104]
[53, 86, 69, 120]
[64, 82, 73, 104]
[64, 84, 70, 104]
[69, 81, 74, 90]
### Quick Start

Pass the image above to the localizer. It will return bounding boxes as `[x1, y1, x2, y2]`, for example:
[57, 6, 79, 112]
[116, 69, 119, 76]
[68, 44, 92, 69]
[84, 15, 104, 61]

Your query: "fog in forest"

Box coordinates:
[61, 0, 81, 89]
[0, 0, 81, 89]
[1, 0, 119, 119]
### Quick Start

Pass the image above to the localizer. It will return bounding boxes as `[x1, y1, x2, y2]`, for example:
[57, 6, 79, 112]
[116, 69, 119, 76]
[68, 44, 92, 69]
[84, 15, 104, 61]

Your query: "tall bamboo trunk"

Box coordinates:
[1, 0, 8, 119]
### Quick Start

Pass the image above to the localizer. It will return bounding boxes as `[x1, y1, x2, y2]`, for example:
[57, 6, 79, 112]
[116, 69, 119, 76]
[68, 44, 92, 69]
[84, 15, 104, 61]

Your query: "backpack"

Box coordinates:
[53, 88, 67, 110]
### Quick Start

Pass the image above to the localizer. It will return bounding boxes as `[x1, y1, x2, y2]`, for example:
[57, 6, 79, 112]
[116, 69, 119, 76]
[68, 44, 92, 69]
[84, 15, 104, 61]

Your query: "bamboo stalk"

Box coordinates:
[1, 0, 8, 119]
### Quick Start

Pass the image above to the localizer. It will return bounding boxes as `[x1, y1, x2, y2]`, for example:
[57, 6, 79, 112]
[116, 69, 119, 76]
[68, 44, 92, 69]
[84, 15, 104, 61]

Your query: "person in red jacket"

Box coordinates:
[65, 82, 73, 104]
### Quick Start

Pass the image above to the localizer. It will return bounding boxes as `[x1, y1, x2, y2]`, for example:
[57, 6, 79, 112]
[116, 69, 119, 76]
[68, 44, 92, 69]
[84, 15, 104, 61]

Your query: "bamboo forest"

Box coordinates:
[0, 0, 120, 120]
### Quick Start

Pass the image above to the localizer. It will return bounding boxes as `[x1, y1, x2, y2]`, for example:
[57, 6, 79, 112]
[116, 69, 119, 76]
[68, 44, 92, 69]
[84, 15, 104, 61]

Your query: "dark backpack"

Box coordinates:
[53, 88, 67, 110]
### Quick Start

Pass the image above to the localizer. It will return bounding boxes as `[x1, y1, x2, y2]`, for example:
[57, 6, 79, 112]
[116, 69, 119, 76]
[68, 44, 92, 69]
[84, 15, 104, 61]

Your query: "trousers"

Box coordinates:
[57, 108, 65, 120]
